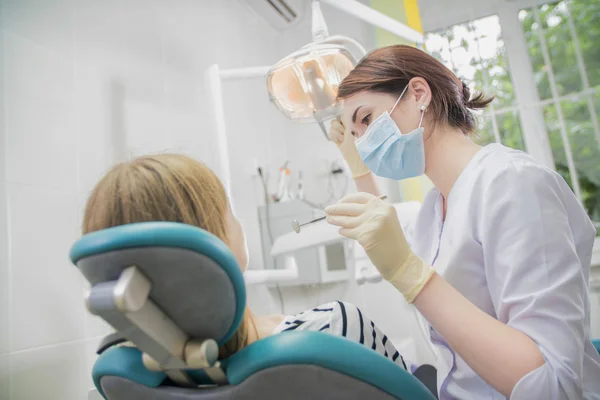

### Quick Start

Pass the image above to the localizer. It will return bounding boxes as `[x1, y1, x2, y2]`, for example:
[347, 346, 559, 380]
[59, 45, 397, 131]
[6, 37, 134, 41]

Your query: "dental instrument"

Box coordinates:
[292, 194, 387, 233]
[296, 171, 305, 200]
[292, 216, 326, 233]
[275, 161, 291, 202]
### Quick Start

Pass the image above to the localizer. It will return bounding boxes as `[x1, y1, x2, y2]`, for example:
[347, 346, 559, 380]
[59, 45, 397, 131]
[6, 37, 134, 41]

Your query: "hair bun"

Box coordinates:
[461, 80, 494, 110]
[460, 80, 471, 104]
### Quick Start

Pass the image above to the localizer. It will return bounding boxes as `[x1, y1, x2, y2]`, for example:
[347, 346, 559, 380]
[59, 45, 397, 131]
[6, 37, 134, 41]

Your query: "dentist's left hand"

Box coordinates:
[325, 193, 435, 303]
[329, 119, 370, 179]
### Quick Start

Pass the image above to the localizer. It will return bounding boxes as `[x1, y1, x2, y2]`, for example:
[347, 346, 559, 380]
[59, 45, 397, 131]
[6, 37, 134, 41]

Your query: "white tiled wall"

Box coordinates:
[10, 341, 88, 400]
[4, 34, 78, 190]
[0, 2, 10, 399]
[0, 355, 8, 400]
[0, 1, 421, 399]
[8, 185, 83, 351]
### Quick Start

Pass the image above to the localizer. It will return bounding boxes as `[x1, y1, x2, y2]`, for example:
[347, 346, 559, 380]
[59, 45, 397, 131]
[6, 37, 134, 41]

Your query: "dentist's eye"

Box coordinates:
[361, 114, 372, 126]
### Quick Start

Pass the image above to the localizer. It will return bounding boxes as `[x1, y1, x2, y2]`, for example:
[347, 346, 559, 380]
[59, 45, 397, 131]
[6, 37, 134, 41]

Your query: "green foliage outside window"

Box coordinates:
[425, 1, 600, 232]
[520, 1, 600, 229]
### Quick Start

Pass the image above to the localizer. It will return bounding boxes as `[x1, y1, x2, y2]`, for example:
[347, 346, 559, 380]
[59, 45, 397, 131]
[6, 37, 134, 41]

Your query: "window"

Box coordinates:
[519, 1, 600, 229]
[424, 1, 600, 232]
[425, 15, 526, 151]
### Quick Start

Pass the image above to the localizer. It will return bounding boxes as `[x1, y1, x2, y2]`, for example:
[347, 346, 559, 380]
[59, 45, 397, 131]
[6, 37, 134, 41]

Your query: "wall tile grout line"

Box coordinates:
[9, 335, 104, 356]
[2, 30, 68, 60]
[5, 166, 12, 400]
[3, 180, 80, 196]
[1, 4, 12, 396]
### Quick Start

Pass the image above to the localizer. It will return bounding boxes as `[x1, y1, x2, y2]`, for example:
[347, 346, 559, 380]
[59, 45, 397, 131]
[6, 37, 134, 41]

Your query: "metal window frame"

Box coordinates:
[470, 20, 503, 144]
[532, 5, 582, 200]
[424, 0, 600, 211]
[563, 2, 600, 152]
[424, 12, 555, 164]
[419, 0, 600, 276]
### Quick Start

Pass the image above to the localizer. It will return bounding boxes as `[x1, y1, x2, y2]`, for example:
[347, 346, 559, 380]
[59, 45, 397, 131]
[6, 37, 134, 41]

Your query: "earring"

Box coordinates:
[420, 104, 427, 112]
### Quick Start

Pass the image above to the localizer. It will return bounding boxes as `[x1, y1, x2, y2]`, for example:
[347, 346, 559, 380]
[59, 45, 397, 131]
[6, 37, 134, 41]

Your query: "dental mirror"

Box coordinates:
[292, 216, 327, 233]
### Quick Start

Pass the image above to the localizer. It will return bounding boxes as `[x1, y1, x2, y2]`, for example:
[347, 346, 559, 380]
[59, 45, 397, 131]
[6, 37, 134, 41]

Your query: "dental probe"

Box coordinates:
[292, 194, 388, 233]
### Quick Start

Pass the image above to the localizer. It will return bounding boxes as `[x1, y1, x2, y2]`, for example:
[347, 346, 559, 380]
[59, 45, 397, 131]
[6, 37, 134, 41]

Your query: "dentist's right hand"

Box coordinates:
[325, 192, 435, 303]
[329, 119, 370, 179]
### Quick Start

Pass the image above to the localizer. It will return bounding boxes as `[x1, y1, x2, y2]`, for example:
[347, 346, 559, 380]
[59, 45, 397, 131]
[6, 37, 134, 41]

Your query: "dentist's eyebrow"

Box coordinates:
[352, 106, 363, 124]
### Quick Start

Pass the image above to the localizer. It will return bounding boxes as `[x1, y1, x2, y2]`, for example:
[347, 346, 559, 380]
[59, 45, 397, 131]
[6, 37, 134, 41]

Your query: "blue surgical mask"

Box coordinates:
[355, 86, 426, 180]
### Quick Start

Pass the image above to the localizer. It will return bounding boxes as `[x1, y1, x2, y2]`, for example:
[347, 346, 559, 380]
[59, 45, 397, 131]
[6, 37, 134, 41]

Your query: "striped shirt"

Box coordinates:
[272, 301, 408, 370]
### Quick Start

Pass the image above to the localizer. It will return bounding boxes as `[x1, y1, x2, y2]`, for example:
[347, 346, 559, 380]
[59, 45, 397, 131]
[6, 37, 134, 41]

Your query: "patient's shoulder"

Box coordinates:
[271, 302, 338, 334]
[271, 301, 364, 338]
[272, 301, 407, 369]
[326, 301, 371, 341]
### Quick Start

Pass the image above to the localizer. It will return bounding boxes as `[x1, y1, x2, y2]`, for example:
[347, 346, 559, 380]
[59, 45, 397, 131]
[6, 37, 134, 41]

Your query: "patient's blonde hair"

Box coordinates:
[83, 153, 250, 359]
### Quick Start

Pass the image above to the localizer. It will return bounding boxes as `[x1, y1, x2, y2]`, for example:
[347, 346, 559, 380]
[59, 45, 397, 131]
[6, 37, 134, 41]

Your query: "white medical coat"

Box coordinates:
[408, 144, 600, 399]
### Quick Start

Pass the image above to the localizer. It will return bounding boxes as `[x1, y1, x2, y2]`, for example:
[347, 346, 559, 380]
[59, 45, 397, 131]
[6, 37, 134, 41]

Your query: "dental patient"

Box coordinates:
[83, 153, 408, 370]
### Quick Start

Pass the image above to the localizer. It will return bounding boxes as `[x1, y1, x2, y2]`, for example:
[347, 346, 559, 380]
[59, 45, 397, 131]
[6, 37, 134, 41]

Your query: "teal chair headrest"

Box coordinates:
[592, 339, 600, 354]
[70, 222, 246, 346]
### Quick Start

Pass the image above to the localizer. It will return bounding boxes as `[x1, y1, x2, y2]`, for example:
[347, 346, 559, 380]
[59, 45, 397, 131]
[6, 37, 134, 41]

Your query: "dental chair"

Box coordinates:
[70, 222, 436, 400]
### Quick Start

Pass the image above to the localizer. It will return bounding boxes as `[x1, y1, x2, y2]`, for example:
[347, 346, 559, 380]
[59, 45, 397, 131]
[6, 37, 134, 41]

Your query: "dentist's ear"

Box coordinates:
[408, 77, 432, 109]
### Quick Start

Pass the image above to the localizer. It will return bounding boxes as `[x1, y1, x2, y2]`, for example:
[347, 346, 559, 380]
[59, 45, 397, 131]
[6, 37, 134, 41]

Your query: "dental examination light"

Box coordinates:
[207, 0, 423, 203]
[266, 0, 367, 139]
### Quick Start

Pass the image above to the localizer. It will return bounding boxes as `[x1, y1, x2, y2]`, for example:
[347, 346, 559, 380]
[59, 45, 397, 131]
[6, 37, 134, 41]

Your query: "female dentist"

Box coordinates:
[325, 44, 600, 399]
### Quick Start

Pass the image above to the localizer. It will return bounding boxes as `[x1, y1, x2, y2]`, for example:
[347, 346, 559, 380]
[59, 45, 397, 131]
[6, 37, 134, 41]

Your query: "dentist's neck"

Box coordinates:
[424, 124, 482, 200]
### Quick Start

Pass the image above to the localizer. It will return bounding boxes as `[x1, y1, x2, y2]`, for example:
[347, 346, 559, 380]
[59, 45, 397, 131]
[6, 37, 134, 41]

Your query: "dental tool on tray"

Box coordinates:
[275, 161, 291, 202]
[291, 194, 387, 233]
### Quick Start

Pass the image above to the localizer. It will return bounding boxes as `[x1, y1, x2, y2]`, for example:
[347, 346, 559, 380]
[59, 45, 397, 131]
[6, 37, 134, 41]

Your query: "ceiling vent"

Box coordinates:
[243, 0, 307, 31]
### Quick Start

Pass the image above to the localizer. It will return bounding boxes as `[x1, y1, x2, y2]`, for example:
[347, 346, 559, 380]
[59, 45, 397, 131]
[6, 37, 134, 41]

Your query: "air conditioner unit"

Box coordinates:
[243, 0, 307, 31]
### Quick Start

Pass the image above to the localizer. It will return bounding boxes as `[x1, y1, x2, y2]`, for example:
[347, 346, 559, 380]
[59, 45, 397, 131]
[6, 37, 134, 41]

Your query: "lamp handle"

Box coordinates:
[316, 35, 367, 61]
[312, 0, 329, 42]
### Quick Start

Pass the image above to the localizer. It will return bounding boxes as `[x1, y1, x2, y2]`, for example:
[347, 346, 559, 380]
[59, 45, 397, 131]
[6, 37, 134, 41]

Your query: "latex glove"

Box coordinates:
[329, 119, 370, 179]
[325, 192, 435, 303]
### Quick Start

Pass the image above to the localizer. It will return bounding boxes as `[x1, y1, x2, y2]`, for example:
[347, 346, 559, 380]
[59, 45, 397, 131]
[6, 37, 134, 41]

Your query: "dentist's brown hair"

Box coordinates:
[338, 45, 493, 135]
